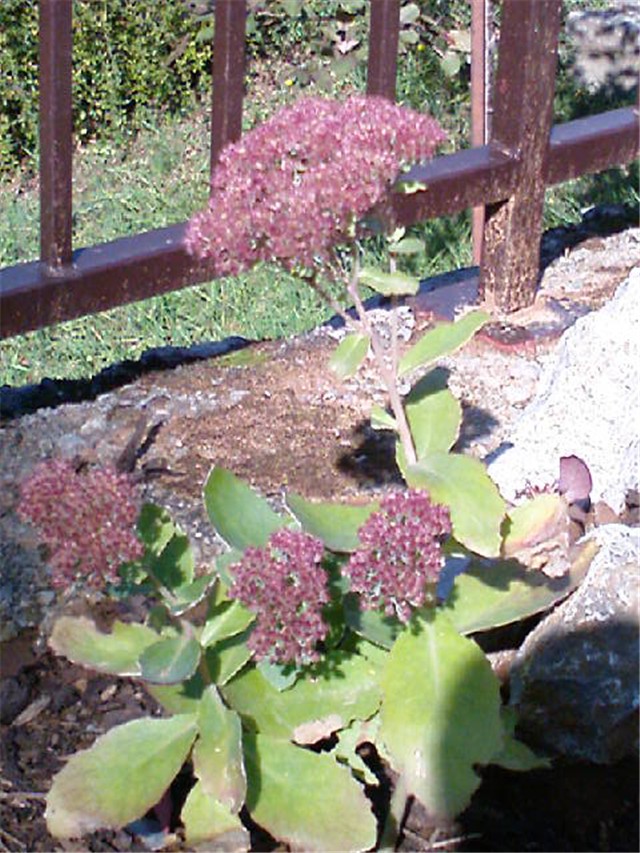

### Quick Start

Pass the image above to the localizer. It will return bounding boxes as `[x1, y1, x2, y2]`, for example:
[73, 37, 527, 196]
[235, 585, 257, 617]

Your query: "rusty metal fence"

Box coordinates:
[0, 0, 637, 339]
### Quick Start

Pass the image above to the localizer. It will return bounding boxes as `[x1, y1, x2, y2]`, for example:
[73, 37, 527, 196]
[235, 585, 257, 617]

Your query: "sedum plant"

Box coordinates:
[19, 94, 598, 850]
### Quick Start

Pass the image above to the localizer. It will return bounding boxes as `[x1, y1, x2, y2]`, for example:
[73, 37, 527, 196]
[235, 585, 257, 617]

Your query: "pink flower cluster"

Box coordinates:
[17, 459, 144, 589]
[228, 528, 328, 665]
[344, 490, 451, 623]
[185, 95, 446, 273]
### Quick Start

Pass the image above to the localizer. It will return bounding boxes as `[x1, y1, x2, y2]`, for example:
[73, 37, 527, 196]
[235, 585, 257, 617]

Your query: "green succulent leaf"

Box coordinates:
[379, 611, 502, 821]
[404, 368, 462, 457]
[358, 266, 420, 296]
[148, 531, 195, 591]
[370, 403, 397, 431]
[404, 452, 506, 557]
[329, 333, 370, 380]
[194, 686, 246, 812]
[48, 617, 158, 676]
[388, 236, 425, 255]
[181, 782, 249, 848]
[203, 466, 287, 549]
[399, 311, 488, 377]
[286, 493, 378, 552]
[201, 599, 255, 647]
[138, 632, 201, 685]
[137, 503, 175, 555]
[444, 539, 597, 635]
[45, 715, 197, 839]
[502, 493, 567, 557]
[206, 630, 254, 686]
[222, 651, 381, 740]
[343, 594, 402, 649]
[244, 734, 377, 851]
[169, 573, 215, 615]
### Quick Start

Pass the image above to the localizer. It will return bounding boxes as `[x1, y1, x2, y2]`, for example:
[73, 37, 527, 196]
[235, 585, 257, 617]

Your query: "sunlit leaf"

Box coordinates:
[286, 493, 378, 552]
[329, 333, 370, 380]
[379, 611, 502, 821]
[405, 368, 462, 457]
[181, 782, 248, 848]
[49, 617, 158, 677]
[358, 266, 420, 297]
[138, 632, 201, 685]
[405, 452, 506, 557]
[194, 686, 246, 812]
[46, 716, 197, 838]
[203, 467, 287, 549]
[245, 734, 377, 851]
[399, 311, 488, 376]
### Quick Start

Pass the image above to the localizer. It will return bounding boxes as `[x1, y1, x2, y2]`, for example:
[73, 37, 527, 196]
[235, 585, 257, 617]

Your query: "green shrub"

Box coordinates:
[0, 0, 212, 176]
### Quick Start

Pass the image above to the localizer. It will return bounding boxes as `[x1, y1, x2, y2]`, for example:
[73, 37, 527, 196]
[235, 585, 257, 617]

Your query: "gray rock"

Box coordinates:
[488, 269, 640, 512]
[510, 525, 639, 764]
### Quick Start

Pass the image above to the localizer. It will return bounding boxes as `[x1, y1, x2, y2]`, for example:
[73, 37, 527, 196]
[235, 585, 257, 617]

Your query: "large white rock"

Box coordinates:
[488, 269, 640, 512]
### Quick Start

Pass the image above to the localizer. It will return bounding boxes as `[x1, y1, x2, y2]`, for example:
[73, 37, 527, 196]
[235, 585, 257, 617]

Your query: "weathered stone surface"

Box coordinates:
[510, 525, 639, 764]
[488, 269, 640, 512]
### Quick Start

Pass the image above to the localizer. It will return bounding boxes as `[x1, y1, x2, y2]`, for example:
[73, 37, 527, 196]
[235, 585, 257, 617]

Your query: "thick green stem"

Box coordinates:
[379, 775, 408, 851]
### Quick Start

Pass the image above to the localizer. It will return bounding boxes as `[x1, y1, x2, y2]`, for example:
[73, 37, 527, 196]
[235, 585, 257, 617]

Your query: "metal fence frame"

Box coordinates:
[0, 0, 637, 339]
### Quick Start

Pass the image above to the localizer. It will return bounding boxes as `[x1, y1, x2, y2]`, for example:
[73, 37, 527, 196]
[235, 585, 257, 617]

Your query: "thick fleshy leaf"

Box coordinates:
[329, 333, 370, 380]
[405, 453, 506, 557]
[222, 652, 380, 739]
[137, 503, 175, 555]
[370, 403, 397, 431]
[405, 368, 462, 457]
[149, 532, 195, 591]
[399, 311, 489, 377]
[502, 493, 567, 556]
[244, 734, 377, 851]
[201, 600, 255, 647]
[286, 493, 378, 552]
[138, 633, 201, 685]
[49, 617, 158, 676]
[169, 574, 215, 616]
[444, 539, 597, 635]
[388, 236, 425, 255]
[194, 686, 246, 812]
[206, 631, 253, 687]
[379, 611, 502, 821]
[335, 719, 381, 785]
[203, 467, 287, 549]
[343, 594, 402, 649]
[46, 715, 198, 839]
[181, 782, 249, 848]
[146, 673, 205, 716]
[358, 266, 420, 297]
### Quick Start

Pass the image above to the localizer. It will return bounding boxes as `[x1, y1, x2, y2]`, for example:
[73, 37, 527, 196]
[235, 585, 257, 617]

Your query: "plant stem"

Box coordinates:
[379, 775, 408, 851]
[346, 247, 417, 466]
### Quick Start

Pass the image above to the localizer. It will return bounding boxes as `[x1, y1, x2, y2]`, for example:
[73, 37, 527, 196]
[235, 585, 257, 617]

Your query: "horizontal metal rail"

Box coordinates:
[0, 0, 638, 339]
[2, 105, 636, 339]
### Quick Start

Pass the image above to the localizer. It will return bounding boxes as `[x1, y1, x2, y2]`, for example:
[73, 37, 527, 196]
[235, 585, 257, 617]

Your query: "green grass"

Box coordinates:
[1, 26, 637, 388]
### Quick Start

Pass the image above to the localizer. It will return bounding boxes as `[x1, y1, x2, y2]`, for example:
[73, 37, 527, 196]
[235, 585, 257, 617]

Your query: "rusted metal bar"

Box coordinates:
[2, 104, 637, 340]
[39, 0, 73, 269]
[547, 106, 640, 183]
[471, 0, 488, 265]
[367, 0, 400, 100]
[210, 0, 246, 172]
[479, 0, 562, 312]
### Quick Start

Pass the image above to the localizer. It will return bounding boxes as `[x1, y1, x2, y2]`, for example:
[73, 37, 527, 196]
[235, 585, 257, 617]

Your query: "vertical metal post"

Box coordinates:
[210, 0, 246, 174]
[39, 0, 73, 270]
[367, 0, 401, 100]
[471, 0, 488, 265]
[479, 0, 562, 311]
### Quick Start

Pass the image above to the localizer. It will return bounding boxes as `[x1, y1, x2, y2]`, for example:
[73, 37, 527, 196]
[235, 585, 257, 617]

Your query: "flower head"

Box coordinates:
[344, 490, 451, 623]
[17, 459, 144, 589]
[228, 528, 329, 665]
[185, 95, 446, 274]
